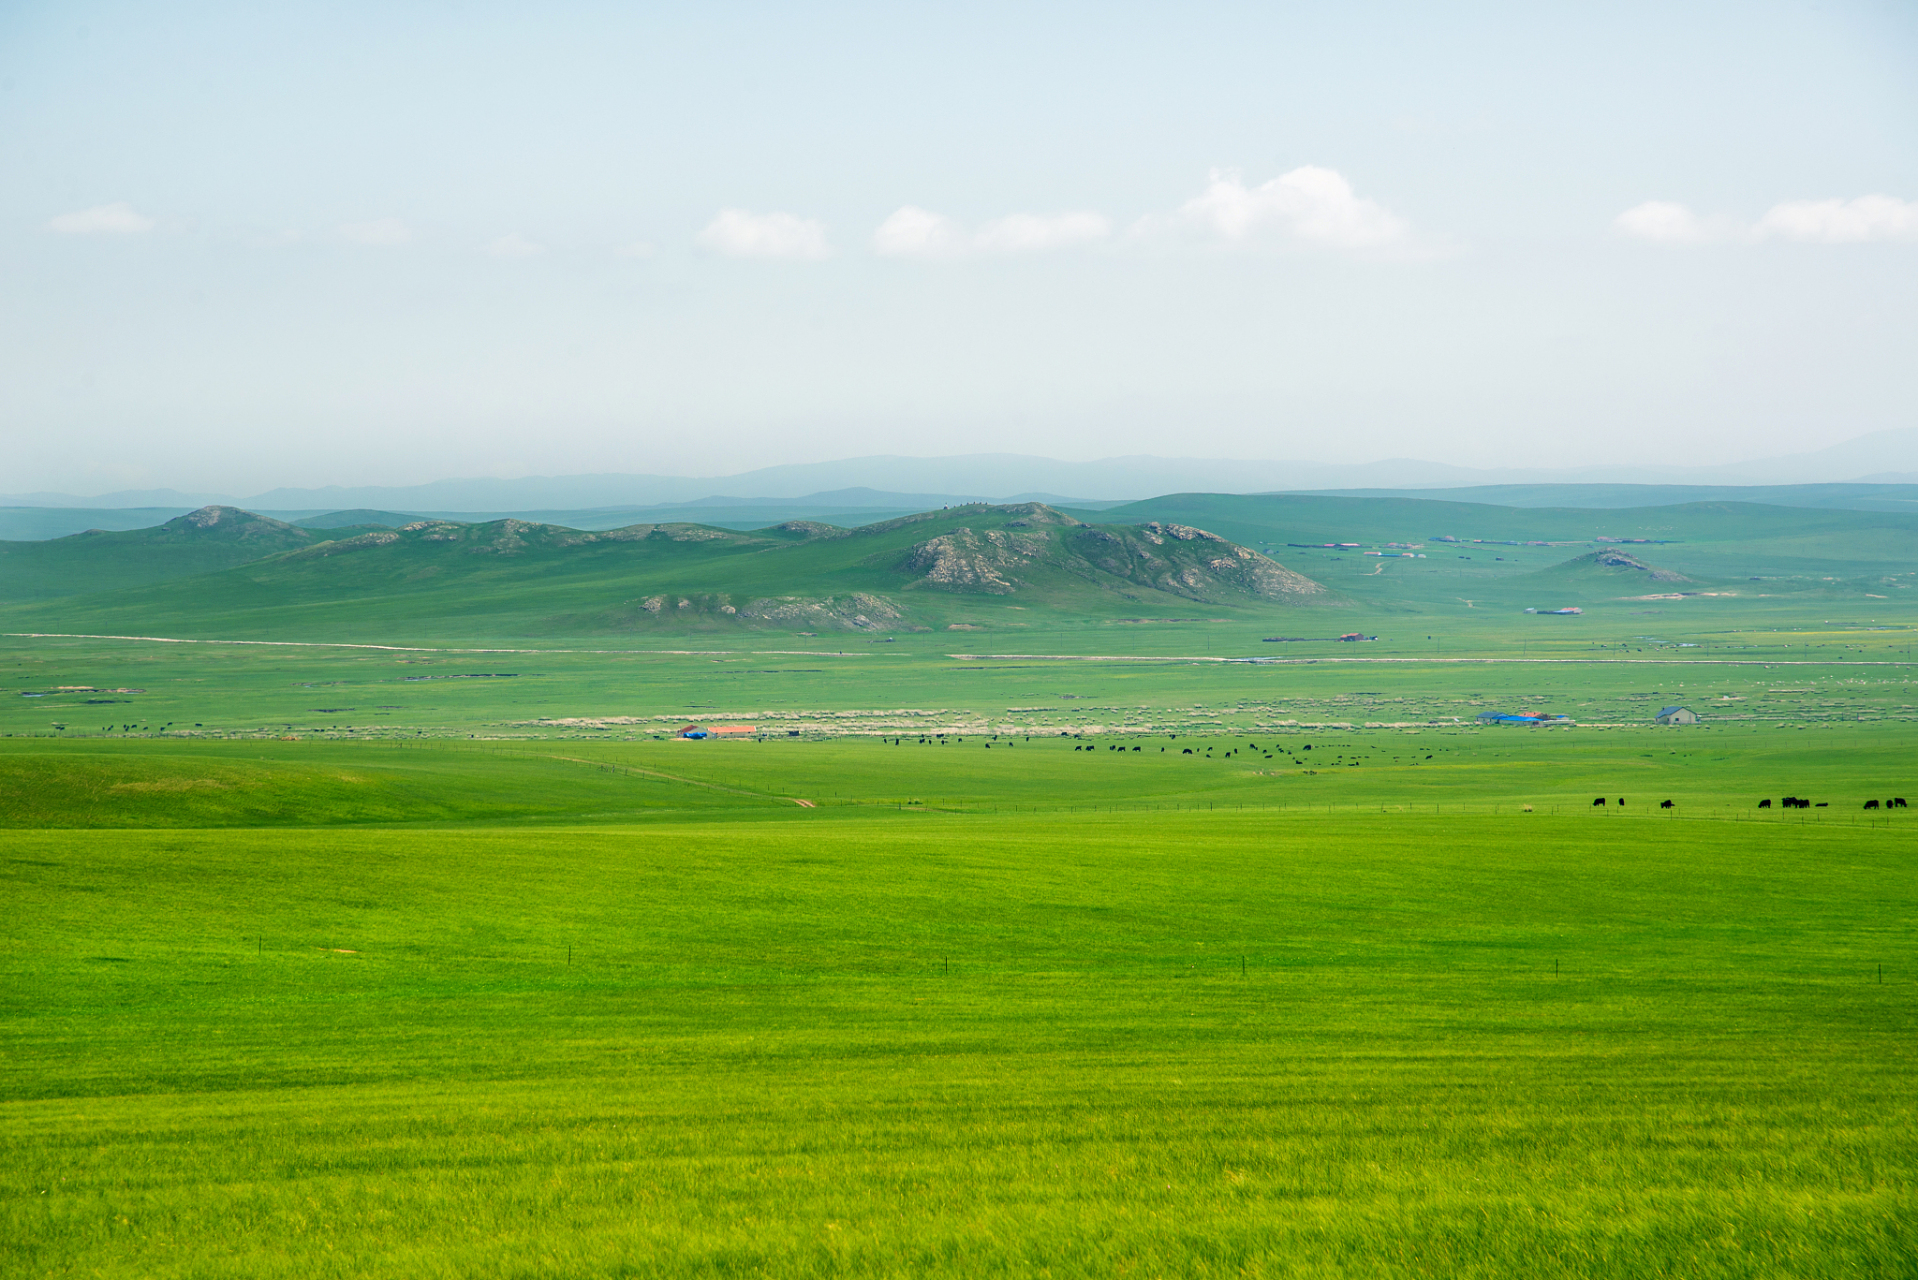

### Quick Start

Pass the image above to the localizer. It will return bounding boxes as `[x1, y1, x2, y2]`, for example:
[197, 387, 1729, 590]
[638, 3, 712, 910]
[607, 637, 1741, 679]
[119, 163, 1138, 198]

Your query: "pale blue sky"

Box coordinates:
[2, 0, 1914, 493]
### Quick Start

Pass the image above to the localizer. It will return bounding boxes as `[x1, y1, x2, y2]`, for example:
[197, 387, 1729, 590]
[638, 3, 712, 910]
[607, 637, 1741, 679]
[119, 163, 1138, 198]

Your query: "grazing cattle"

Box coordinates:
[1894, 797, 1909, 808]
[1758, 798, 1772, 808]
[1592, 797, 1606, 806]
[1182, 748, 1193, 754]
[1782, 796, 1810, 809]
[1864, 799, 1880, 810]
[1660, 799, 1674, 809]
[1618, 798, 1626, 806]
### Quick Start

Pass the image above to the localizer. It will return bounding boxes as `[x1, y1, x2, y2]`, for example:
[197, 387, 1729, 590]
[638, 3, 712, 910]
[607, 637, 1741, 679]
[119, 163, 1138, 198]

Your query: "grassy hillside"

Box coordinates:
[0, 503, 1334, 643]
[0, 506, 368, 603]
[1106, 492, 1918, 577]
[1310, 481, 1918, 511]
[1097, 493, 1918, 623]
[9, 494, 1918, 647]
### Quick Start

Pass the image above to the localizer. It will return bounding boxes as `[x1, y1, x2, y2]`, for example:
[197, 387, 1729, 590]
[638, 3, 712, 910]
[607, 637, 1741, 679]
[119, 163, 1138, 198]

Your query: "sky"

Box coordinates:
[1, 0, 1915, 495]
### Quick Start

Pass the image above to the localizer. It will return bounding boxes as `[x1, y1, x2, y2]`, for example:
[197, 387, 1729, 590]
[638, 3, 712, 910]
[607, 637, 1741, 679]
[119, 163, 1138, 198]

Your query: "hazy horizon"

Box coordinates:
[3, 1, 1915, 495]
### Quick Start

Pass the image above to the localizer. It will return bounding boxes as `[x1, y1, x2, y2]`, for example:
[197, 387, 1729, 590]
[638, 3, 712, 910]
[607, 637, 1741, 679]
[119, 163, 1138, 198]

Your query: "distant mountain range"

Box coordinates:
[9, 427, 1918, 515]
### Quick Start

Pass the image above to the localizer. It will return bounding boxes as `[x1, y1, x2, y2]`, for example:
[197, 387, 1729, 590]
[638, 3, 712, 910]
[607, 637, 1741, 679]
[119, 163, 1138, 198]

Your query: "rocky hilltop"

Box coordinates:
[896, 507, 1325, 604]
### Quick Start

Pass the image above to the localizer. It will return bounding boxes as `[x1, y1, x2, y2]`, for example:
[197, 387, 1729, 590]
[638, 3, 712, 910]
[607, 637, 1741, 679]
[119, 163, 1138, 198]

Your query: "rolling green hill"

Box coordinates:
[1519, 548, 1695, 592]
[0, 506, 324, 603]
[1101, 492, 1918, 610]
[0, 502, 1334, 643]
[11, 493, 1918, 645]
[1103, 492, 1918, 573]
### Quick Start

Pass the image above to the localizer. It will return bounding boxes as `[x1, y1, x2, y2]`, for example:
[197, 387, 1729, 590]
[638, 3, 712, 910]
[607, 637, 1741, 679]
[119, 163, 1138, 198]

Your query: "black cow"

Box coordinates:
[1864, 800, 1880, 810]
[1660, 800, 1674, 809]
[1618, 798, 1626, 806]
[1894, 797, 1909, 808]
[1592, 797, 1606, 806]
[1758, 799, 1772, 809]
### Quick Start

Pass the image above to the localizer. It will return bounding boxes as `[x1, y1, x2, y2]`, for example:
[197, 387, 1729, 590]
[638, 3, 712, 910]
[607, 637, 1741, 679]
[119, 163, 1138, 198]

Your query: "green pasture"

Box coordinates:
[5, 630, 1918, 749]
[5, 806, 1915, 1277]
[6, 605, 1917, 1275]
[6, 725, 1916, 828]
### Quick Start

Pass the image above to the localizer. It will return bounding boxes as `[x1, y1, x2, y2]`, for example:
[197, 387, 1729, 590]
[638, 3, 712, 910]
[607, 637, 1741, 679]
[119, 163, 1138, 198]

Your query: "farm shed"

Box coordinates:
[1655, 706, 1699, 725]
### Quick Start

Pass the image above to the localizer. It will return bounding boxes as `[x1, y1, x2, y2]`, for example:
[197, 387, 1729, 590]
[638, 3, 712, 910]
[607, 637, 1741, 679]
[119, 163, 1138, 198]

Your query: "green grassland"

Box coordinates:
[5, 624, 1918, 749]
[5, 796, 1915, 1277]
[5, 723, 1918, 828]
[5, 492, 1918, 1276]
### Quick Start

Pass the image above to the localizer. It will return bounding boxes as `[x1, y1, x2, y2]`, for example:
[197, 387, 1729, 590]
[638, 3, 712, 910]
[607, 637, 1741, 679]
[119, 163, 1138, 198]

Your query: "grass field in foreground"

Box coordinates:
[4, 809, 1916, 1278]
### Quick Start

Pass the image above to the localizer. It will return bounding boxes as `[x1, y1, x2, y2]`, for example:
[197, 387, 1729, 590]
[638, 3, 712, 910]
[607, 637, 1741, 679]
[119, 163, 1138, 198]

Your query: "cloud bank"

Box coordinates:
[1754, 196, 1918, 243]
[1617, 195, 1918, 244]
[48, 203, 154, 235]
[697, 209, 831, 260]
[1168, 167, 1410, 249]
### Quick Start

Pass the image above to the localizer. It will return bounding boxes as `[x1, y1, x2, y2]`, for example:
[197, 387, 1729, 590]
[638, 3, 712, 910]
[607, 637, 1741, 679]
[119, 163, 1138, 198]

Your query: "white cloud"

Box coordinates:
[696, 209, 830, 260]
[872, 205, 969, 258]
[486, 233, 546, 258]
[48, 202, 154, 235]
[872, 206, 1110, 257]
[1754, 195, 1918, 244]
[1614, 200, 1712, 244]
[1170, 167, 1409, 249]
[339, 217, 413, 246]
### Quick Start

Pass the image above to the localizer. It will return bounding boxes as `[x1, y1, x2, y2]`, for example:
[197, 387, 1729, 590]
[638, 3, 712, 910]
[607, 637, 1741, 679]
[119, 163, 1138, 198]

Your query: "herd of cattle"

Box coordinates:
[1594, 796, 1908, 810]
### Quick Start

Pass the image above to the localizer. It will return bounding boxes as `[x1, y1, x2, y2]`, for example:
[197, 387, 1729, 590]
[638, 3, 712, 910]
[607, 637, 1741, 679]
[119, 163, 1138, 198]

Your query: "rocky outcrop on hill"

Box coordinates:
[1541, 549, 1692, 583]
[1589, 550, 1690, 582]
[770, 520, 851, 539]
[160, 506, 313, 548]
[284, 530, 401, 559]
[624, 591, 908, 631]
[289, 517, 760, 559]
[902, 529, 1052, 594]
[1069, 524, 1327, 602]
[894, 510, 1328, 604]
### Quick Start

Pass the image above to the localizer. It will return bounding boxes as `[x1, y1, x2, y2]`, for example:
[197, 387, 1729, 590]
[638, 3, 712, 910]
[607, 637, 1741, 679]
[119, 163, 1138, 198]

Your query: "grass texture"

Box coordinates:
[4, 805, 1915, 1277]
